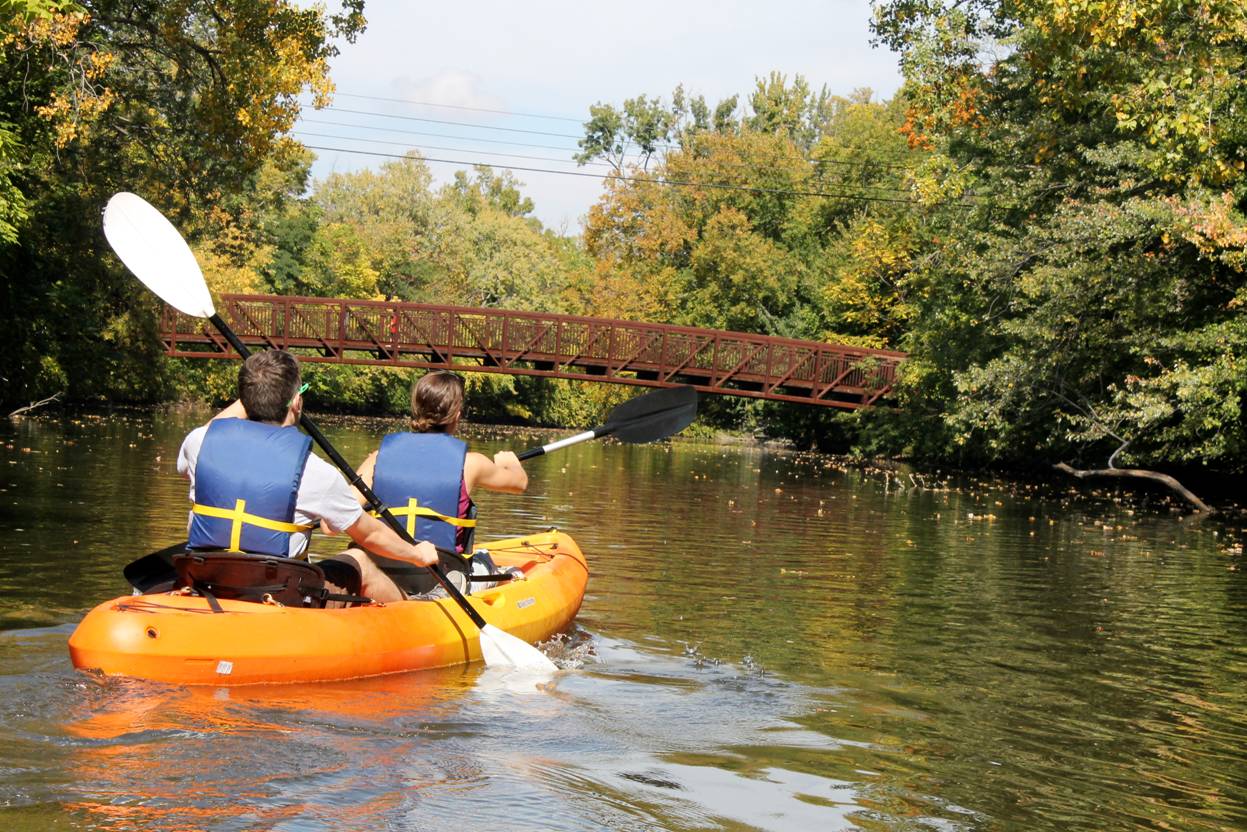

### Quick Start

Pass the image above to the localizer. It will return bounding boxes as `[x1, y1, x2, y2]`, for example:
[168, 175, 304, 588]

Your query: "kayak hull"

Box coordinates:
[68, 530, 588, 685]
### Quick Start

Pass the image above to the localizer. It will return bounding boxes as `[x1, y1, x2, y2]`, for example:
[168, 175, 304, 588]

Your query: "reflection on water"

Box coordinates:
[1, 410, 1246, 830]
[58, 668, 485, 830]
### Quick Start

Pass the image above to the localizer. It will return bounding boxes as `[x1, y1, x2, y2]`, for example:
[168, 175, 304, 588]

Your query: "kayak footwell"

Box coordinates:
[68, 531, 588, 685]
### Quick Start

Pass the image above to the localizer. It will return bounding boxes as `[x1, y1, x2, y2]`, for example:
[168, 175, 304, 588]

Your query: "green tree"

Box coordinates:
[425, 195, 579, 312]
[870, 0, 1247, 471]
[581, 78, 924, 346]
[576, 95, 675, 172]
[447, 166, 536, 220]
[300, 221, 380, 299]
[746, 72, 834, 151]
[311, 153, 442, 300]
[0, 0, 366, 405]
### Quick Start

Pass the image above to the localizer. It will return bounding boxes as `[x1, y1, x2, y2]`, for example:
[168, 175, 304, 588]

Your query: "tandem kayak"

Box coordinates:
[68, 530, 588, 685]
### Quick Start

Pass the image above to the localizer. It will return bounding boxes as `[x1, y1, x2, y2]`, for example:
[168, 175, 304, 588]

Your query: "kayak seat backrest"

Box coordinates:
[174, 553, 328, 608]
[317, 556, 363, 597]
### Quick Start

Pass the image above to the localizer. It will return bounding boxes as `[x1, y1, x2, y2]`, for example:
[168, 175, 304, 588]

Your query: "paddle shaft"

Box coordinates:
[515, 384, 697, 461]
[207, 315, 490, 631]
[517, 428, 612, 461]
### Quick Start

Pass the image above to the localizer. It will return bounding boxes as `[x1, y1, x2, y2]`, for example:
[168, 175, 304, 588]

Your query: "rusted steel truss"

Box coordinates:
[159, 295, 905, 409]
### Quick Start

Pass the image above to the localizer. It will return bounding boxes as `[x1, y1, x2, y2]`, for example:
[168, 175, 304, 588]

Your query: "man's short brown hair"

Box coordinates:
[239, 350, 301, 423]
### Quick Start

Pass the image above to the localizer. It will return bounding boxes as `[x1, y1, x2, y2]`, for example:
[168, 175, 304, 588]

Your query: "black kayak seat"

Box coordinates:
[173, 552, 364, 608]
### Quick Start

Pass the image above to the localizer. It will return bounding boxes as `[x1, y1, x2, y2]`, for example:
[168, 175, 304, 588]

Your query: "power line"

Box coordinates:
[299, 116, 927, 196]
[325, 107, 586, 140]
[302, 144, 935, 205]
[332, 92, 584, 123]
[298, 132, 939, 200]
[314, 105, 919, 171]
[301, 117, 664, 172]
[293, 130, 620, 169]
[299, 117, 590, 153]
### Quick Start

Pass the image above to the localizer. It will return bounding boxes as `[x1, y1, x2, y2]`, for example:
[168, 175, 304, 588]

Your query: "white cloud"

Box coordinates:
[388, 71, 507, 114]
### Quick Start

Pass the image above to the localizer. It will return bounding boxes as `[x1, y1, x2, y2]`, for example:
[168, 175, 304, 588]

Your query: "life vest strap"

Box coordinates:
[372, 497, 477, 538]
[192, 499, 316, 553]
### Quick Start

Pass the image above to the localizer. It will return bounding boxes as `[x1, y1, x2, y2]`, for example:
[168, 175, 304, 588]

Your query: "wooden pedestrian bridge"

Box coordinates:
[159, 294, 905, 409]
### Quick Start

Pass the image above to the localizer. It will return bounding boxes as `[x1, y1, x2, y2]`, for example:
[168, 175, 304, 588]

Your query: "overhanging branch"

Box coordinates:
[1053, 462, 1213, 514]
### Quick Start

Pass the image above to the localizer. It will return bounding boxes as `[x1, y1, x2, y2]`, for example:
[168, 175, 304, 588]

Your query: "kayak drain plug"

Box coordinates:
[145, 626, 158, 639]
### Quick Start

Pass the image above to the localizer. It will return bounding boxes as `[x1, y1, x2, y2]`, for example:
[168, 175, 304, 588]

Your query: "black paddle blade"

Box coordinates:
[604, 385, 698, 444]
[123, 542, 188, 593]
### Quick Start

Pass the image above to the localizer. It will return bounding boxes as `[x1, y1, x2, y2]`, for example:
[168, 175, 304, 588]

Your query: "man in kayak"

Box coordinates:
[176, 349, 436, 602]
[349, 370, 529, 596]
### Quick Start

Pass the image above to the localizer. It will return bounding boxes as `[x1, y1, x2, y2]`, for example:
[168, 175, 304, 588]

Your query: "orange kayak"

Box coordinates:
[68, 530, 588, 685]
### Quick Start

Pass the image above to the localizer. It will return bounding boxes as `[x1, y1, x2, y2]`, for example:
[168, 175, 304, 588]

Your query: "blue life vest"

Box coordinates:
[188, 419, 315, 557]
[372, 432, 476, 553]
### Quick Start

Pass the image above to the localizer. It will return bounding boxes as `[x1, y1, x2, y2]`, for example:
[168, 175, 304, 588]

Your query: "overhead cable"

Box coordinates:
[298, 133, 941, 200]
[311, 105, 918, 171]
[300, 117, 590, 153]
[293, 130, 620, 168]
[332, 92, 585, 123]
[325, 107, 586, 140]
[299, 116, 925, 196]
[301, 144, 935, 205]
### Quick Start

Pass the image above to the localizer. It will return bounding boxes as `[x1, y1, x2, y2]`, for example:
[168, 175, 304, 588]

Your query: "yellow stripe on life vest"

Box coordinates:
[372, 497, 477, 538]
[192, 499, 316, 553]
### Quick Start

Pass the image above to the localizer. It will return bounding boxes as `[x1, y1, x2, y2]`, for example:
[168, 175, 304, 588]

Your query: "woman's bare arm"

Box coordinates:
[464, 451, 528, 494]
[352, 450, 378, 507]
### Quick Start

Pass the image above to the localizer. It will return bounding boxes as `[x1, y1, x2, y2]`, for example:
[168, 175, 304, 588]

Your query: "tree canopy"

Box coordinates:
[0, 0, 364, 402]
[867, 0, 1247, 470]
[3, 1, 1243, 478]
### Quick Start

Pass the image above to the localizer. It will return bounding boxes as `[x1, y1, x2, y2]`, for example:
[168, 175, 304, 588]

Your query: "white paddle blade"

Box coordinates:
[479, 624, 558, 671]
[102, 192, 215, 318]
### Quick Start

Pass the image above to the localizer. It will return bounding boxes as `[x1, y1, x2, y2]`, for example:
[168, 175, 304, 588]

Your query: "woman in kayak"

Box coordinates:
[351, 370, 529, 596]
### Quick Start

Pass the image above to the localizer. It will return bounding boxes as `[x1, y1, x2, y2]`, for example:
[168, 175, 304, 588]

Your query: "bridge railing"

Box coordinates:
[160, 294, 905, 408]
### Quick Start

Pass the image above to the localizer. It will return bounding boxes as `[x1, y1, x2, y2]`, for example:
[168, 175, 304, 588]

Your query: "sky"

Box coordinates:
[298, 1, 904, 232]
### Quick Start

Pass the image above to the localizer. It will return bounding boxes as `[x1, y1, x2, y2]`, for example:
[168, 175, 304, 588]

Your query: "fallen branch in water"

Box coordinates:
[1053, 462, 1213, 514]
[8, 392, 61, 418]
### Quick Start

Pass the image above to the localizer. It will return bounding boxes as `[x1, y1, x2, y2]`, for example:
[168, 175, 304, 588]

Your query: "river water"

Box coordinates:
[1, 410, 1245, 831]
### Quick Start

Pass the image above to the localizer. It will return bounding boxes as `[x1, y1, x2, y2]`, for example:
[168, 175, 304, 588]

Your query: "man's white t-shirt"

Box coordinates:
[177, 423, 364, 558]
